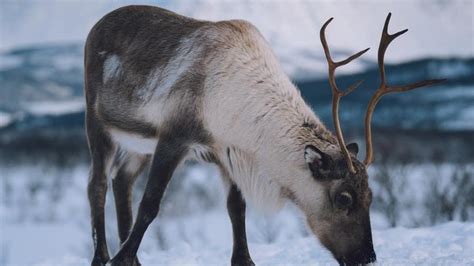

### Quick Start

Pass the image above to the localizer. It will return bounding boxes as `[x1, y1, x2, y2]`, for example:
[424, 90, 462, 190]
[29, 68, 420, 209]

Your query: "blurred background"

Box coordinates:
[0, 0, 473, 265]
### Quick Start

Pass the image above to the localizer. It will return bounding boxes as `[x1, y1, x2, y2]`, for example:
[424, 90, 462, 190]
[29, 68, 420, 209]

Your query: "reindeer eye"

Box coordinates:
[335, 191, 353, 209]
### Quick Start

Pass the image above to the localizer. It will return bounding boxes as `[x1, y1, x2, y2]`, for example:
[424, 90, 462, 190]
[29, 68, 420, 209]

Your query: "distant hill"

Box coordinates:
[0, 44, 473, 164]
[0, 43, 472, 133]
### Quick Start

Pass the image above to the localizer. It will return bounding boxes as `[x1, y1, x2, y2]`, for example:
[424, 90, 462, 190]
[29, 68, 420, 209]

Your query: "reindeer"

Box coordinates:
[84, 5, 443, 266]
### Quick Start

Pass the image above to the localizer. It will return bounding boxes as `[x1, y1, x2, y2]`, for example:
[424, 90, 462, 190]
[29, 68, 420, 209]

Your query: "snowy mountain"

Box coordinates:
[174, 0, 473, 79]
[1, 0, 473, 131]
[1, 1, 473, 133]
[0, 42, 472, 135]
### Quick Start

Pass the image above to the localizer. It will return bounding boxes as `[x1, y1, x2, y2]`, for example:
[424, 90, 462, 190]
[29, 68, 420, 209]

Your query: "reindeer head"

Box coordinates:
[297, 13, 444, 265]
[303, 142, 374, 265]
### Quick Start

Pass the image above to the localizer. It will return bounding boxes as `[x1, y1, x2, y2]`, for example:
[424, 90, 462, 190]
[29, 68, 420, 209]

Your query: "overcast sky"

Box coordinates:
[1, 0, 472, 77]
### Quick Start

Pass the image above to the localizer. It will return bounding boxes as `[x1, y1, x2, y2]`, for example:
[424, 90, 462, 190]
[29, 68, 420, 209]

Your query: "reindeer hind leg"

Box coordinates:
[111, 151, 148, 266]
[87, 114, 115, 266]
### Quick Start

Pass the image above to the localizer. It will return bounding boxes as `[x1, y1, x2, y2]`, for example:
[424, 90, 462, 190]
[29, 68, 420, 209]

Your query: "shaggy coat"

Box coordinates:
[85, 5, 375, 266]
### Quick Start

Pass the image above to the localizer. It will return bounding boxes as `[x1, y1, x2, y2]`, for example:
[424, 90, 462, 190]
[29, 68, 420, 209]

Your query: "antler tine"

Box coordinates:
[320, 18, 335, 64]
[341, 79, 364, 96]
[320, 18, 370, 94]
[320, 17, 370, 174]
[338, 48, 370, 67]
[378, 12, 408, 85]
[389, 78, 447, 93]
[363, 13, 446, 166]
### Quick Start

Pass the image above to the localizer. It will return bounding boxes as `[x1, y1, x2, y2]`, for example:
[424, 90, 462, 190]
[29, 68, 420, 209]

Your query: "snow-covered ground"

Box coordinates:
[1, 163, 473, 265]
[4, 219, 473, 265]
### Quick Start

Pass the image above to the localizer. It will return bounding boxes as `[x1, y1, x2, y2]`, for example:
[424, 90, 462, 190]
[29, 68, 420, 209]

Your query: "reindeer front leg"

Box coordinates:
[109, 137, 188, 266]
[227, 184, 255, 266]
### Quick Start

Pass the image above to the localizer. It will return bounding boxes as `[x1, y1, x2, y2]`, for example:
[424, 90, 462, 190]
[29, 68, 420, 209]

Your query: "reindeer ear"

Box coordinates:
[304, 145, 332, 173]
[346, 142, 359, 156]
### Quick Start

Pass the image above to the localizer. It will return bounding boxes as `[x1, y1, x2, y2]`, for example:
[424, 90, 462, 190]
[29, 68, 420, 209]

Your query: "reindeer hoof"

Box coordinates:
[108, 256, 140, 266]
[91, 255, 109, 266]
[231, 255, 255, 266]
[133, 257, 141, 266]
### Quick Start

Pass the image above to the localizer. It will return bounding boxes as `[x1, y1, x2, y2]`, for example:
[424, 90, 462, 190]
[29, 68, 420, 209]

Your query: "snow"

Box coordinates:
[1, 0, 472, 79]
[175, 0, 474, 79]
[374, 222, 474, 264]
[135, 222, 474, 265]
[23, 98, 84, 115]
[2, 223, 88, 266]
[429, 59, 473, 80]
[0, 112, 12, 127]
[445, 105, 474, 130]
[1, 163, 473, 265]
[2, 215, 473, 265]
[51, 53, 83, 72]
[0, 54, 22, 70]
[144, 221, 474, 265]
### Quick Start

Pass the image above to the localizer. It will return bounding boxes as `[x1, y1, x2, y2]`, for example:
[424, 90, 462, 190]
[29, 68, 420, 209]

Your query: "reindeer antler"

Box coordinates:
[320, 18, 370, 174]
[363, 13, 445, 166]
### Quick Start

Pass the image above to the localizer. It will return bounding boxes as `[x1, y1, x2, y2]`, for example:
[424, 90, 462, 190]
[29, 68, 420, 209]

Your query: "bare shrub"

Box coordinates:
[424, 165, 474, 224]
